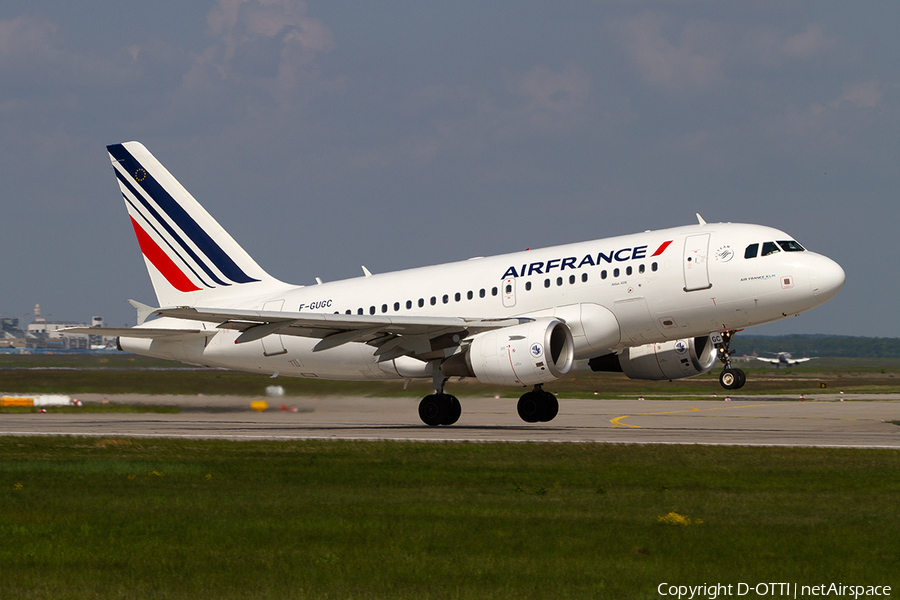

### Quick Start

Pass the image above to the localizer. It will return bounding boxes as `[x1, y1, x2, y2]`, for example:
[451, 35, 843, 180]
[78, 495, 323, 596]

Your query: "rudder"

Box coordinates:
[108, 141, 285, 307]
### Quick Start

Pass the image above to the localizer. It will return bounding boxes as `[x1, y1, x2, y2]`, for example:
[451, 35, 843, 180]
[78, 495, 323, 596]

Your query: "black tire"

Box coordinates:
[517, 392, 545, 423]
[443, 395, 462, 425]
[719, 369, 739, 390]
[734, 369, 746, 389]
[419, 394, 449, 426]
[540, 392, 559, 422]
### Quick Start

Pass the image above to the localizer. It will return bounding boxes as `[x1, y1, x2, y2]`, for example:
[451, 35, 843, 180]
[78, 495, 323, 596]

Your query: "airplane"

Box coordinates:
[756, 352, 815, 367]
[67, 141, 846, 426]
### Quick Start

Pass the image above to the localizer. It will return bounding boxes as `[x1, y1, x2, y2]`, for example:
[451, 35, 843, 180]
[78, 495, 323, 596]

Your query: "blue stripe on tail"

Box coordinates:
[108, 144, 259, 285]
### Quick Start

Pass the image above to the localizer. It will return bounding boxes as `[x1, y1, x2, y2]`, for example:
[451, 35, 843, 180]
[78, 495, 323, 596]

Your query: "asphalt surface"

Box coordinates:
[2, 393, 900, 447]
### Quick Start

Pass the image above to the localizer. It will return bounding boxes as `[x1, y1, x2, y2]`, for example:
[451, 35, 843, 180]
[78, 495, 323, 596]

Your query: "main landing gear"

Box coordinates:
[418, 371, 462, 427]
[516, 384, 559, 423]
[713, 330, 746, 390]
[418, 368, 560, 426]
[418, 392, 462, 426]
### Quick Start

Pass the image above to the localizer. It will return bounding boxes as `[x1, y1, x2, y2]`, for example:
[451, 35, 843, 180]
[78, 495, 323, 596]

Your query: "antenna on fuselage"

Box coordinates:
[696, 213, 707, 225]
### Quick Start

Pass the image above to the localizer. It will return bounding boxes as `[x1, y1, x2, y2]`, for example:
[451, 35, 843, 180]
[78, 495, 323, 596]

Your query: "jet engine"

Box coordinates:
[441, 319, 574, 386]
[589, 336, 717, 381]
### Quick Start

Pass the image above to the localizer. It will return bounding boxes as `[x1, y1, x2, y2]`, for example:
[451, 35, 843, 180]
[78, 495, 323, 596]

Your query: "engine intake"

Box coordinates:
[589, 336, 717, 381]
[442, 319, 574, 386]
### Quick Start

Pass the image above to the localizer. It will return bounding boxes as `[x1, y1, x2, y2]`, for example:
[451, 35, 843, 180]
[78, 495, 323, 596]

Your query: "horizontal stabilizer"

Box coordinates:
[61, 327, 207, 339]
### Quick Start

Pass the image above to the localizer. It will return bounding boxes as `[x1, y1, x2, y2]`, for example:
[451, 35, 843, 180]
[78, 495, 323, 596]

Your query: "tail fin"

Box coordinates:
[108, 141, 287, 307]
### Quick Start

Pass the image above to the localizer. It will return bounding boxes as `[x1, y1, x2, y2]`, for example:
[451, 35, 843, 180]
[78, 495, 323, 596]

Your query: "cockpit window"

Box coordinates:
[744, 243, 759, 259]
[777, 240, 805, 252]
[761, 242, 780, 257]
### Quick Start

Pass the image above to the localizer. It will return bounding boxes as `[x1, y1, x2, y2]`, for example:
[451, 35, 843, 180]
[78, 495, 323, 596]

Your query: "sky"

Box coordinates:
[1, 1, 897, 337]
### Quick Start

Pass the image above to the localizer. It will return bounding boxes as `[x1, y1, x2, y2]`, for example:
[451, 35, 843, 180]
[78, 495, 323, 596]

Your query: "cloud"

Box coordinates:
[613, 13, 842, 95]
[613, 12, 723, 95]
[204, 0, 334, 79]
[514, 65, 591, 115]
[766, 80, 886, 159]
[0, 15, 59, 66]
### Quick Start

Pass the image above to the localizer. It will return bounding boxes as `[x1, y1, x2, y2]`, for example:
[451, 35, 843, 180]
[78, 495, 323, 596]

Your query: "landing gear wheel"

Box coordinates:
[719, 368, 746, 390]
[444, 395, 461, 425]
[542, 393, 559, 421]
[419, 394, 449, 426]
[418, 393, 462, 426]
[517, 388, 559, 423]
[517, 392, 544, 423]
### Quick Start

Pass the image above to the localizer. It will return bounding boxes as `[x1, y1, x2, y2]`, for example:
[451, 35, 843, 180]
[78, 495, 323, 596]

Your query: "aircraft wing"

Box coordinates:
[61, 327, 207, 339]
[755, 357, 781, 364]
[153, 306, 533, 362]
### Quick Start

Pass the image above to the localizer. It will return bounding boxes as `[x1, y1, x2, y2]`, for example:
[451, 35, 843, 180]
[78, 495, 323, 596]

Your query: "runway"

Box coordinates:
[3, 393, 900, 448]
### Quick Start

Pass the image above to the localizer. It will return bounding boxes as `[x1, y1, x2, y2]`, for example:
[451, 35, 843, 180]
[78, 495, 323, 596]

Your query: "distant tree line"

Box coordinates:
[732, 335, 900, 358]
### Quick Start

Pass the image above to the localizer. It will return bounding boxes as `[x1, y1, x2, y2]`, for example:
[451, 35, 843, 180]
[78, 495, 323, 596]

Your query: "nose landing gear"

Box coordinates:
[712, 331, 746, 390]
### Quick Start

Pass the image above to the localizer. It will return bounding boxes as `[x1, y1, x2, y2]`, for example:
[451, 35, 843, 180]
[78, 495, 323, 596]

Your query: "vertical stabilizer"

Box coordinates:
[108, 141, 287, 307]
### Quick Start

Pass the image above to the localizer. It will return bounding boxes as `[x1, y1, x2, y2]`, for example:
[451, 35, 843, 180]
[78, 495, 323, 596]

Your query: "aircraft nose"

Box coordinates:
[809, 255, 845, 304]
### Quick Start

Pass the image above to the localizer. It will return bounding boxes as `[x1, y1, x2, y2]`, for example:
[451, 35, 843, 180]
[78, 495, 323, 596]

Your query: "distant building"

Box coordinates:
[1, 304, 115, 351]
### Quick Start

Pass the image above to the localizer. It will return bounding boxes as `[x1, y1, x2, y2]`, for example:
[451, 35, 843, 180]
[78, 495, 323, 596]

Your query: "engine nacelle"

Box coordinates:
[589, 336, 717, 381]
[441, 319, 574, 386]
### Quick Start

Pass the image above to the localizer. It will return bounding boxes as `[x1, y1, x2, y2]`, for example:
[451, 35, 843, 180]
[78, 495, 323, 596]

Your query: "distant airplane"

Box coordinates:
[68, 142, 845, 425]
[756, 352, 815, 367]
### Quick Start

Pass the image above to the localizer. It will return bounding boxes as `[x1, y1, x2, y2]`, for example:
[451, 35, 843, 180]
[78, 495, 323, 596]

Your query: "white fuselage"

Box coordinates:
[122, 221, 844, 381]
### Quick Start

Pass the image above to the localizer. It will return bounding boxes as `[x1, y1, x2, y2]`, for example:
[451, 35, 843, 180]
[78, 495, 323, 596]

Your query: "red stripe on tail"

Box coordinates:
[130, 217, 201, 292]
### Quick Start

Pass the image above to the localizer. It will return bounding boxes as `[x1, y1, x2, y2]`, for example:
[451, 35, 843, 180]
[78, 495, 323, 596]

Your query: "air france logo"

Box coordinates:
[530, 343, 544, 359]
[501, 240, 672, 279]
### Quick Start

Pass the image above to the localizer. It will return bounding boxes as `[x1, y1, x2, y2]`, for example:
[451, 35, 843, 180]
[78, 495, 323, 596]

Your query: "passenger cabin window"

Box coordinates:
[761, 241, 780, 257]
[778, 240, 805, 252]
[744, 243, 759, 259]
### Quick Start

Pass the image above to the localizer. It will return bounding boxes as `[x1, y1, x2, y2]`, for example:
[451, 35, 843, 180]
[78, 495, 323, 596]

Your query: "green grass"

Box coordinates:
[1, 439, 898, 599]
